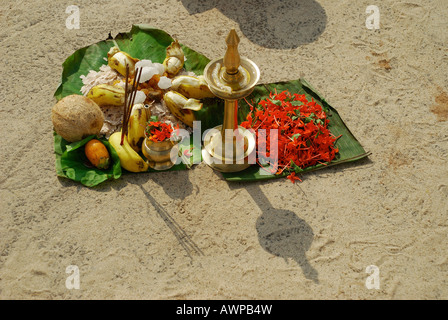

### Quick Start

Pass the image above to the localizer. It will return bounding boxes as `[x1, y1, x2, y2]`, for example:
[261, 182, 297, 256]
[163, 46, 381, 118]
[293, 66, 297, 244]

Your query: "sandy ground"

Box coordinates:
[0, 0, 447, 300]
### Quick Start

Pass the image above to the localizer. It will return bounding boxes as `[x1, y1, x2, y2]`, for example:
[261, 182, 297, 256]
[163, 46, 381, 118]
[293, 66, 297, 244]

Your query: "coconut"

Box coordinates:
[51, 95, 104, 142]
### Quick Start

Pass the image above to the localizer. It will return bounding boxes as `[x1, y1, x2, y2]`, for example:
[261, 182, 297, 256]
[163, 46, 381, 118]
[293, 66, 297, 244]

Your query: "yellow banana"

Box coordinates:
[163, 57, 183, 77]
[163, 40, 184, 77]
[87, 84, 125, 106]
[171, 75, 215, 99]
[163, 91, 202, 127]
[107, 46, 139, 77]
[108, 131, 149, 173]
[127, 103, 150, 153]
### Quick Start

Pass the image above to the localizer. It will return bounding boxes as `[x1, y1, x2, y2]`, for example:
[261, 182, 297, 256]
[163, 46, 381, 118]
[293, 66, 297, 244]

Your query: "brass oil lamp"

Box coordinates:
[202, 29, 260, 172]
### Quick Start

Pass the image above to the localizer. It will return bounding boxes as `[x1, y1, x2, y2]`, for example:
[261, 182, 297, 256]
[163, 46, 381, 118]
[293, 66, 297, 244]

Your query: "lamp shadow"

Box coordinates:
[234, 182, 319, 283]
[180, 0, 327, 49]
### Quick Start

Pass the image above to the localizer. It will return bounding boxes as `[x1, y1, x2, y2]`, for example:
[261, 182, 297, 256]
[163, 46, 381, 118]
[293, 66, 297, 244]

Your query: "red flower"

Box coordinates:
[145, 121, 175, 142]
[287, 172, 302, 183]
[241, 89, 340, 182]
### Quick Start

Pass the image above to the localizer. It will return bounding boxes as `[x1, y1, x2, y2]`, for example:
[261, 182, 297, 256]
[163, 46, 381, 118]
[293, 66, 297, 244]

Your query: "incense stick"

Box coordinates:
[120, 66, 142, 145]
[126, 67, 142, 130]
[120, 65, 130, 145]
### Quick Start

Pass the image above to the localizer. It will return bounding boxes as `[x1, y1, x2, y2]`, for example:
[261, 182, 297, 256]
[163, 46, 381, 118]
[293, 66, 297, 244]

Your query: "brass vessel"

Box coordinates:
[142, 138, 179, 171]
[202, 29, 260, 172]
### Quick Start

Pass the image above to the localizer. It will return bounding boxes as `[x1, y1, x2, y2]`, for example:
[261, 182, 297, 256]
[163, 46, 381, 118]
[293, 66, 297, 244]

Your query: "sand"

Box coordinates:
[0, 0, 447, 300]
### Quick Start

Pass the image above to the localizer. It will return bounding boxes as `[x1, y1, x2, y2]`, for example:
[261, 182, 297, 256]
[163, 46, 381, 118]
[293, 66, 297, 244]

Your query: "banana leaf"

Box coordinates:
[53, 24, 369, 186]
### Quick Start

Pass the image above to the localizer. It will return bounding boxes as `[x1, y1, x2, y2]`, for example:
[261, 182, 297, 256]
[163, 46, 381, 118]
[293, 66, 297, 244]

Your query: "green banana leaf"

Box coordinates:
[53, 24, 369, 187]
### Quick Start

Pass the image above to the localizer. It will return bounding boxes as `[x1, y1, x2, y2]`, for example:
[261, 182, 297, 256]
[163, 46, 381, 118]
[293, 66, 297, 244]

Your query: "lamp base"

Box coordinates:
[202, 125, 256, 173]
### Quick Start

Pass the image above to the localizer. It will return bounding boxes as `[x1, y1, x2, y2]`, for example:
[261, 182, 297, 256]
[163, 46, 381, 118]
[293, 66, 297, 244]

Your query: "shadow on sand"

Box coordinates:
[139, 183, 204, 259]
[180, 0, 327, 49]
[229, 181, 319, 283]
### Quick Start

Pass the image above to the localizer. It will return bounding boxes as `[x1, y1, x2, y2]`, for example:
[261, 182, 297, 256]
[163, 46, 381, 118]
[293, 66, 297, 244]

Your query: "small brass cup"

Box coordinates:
[142, 138, 179, 171]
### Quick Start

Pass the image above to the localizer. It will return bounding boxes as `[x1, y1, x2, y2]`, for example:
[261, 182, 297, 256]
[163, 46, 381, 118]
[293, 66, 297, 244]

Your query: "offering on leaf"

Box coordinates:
[107, 46, 139, 77]
[142, 117, 180, 171]
[87, 84, 126, 107]
[171, 75, 215, 99]
[84, 139, 110, 170]
[51, 94, 104, 142]
[241, 89, 340, 182]
[53, 25, 369, 187]
[108, 131, 149, 173]
[71, 38, 214, 175]
[127, 103, 151, 153]
[163, 91, 202, 128]
[79, 41, 210, 142]
[163, 40, 185, 77]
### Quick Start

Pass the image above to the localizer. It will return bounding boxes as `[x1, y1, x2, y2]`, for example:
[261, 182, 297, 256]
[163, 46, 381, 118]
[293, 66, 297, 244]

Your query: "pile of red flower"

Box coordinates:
[145, 120, 177, 142]
[241, 89, 340, 183]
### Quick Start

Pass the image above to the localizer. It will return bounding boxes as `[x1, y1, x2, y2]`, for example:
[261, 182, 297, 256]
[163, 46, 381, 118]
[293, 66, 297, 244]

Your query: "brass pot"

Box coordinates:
[142, 138, 179, 171]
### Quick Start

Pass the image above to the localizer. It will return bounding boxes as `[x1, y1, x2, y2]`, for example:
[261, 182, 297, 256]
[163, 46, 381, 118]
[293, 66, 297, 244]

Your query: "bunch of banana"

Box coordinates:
[171, 75, 215, 99]
[87, 84, 125, 106]
[163, 91, 202, 127]
[163, 40, 184, 77]
[127, 103, 151, 153]
[108, 131, 149, 173]
[107, 46, 139, 77]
